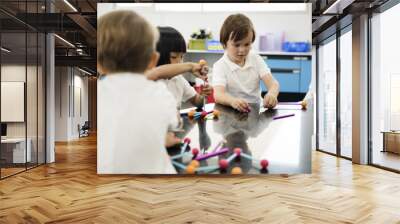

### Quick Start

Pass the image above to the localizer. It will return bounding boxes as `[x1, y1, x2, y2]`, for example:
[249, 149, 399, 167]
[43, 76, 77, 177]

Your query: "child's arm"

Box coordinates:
[146, 63, 207, 81]
[214, 86, 250, 112]
[261, 72, 280, 109]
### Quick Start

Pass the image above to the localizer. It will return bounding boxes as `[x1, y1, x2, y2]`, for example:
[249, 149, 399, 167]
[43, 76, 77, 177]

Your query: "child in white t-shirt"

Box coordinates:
[212, 14, 280, 112]
[97, 11, 179, 174]
[146, 26, 212, 109]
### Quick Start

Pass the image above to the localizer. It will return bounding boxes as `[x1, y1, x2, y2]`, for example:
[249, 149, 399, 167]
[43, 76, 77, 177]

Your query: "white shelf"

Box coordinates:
[186, 49, 312, 56]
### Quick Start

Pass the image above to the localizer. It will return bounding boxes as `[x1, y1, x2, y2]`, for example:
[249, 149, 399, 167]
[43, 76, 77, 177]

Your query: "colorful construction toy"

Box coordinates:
[184, 109, 220, 120]
[170, 140, 269, 174]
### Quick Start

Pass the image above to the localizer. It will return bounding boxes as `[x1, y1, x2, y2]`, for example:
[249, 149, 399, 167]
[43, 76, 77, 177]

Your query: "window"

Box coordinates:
[339, 28, 352, 158]
[317, 36, 337, 155]
[371, 3, 400, 171]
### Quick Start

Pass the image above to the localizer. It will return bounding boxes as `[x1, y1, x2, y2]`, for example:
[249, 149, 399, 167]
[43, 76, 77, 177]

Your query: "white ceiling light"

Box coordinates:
[203, 3, 307, 12]
[155, 3, 202, 12]
[116, 3, 153, 8]
[63, 0, 78, 12]
[1, 47, 11, 53]
[54, 34, 75, 48]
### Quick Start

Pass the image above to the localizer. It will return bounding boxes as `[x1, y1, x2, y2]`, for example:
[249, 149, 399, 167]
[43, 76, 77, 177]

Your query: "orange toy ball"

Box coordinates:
[189, 160, 200, 168]
[186, 165, 196, 174]
[231, 167, 242, 174]
[199, 59, 207, 65]
[213, 110, 220, 118]
[188, 110, 196, 118]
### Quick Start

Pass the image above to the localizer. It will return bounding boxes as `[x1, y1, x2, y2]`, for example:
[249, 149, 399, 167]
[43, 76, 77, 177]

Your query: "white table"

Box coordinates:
[1, 138, 31, 163]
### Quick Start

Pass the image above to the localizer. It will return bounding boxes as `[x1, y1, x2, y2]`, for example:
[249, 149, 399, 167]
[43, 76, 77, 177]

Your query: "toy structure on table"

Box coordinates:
[181, 109, 220, 120]
[170, 138, 269, 174]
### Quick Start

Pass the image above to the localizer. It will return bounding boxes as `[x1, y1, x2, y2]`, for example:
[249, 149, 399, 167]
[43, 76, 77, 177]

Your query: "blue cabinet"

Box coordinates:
[260, 56, 311, 94]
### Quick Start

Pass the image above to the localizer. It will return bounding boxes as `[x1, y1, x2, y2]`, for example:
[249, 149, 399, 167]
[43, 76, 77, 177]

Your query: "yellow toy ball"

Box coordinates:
[189, 160, 200, 168]
[231, 167, 242, 175]
[301, 100, 307, 110]
[186, 165, 196, 174]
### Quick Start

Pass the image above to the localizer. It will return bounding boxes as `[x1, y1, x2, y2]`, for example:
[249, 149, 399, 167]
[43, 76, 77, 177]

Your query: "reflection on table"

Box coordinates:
[169, 101, 313, 174]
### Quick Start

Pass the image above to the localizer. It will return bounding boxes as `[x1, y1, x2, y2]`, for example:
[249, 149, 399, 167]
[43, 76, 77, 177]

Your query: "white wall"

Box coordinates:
[1, 65, 35, 138]
[55, 67, 89, 141]
[1, 64, 46, 164]
[98, 3, 312, 51]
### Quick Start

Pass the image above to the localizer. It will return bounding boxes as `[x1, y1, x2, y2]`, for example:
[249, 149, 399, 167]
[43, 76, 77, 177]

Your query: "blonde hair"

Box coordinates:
[97, 10, 159, 73]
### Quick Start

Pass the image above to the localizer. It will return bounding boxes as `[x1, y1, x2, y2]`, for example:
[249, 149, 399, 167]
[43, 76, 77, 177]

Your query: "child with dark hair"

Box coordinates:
[146, 26, 212, 109]
[212, 14, 280, 112]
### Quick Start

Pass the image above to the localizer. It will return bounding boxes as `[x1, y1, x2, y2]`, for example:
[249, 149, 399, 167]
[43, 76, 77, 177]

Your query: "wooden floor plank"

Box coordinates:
[0, 134, 399, 223]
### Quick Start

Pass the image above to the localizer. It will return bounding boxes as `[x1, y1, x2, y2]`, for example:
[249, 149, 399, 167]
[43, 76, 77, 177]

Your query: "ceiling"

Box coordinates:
[0, 0, 393, 74]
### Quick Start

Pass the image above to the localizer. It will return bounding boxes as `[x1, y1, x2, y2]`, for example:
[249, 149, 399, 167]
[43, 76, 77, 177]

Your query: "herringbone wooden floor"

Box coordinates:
[1, 135, 400, 224]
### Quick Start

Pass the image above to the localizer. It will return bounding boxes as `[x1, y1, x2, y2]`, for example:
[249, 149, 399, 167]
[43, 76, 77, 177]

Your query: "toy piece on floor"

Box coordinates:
[278, 100, 307, 110]
[272, 113, 295, 120]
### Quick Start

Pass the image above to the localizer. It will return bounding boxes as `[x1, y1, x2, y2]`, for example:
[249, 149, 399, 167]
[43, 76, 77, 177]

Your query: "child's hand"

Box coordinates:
[230, 98, 250, 112]
[199, 83, 213, 96]
[165, 132, 181, 148]
[263, 93, 278, 109]
[191, 63, 208, 81]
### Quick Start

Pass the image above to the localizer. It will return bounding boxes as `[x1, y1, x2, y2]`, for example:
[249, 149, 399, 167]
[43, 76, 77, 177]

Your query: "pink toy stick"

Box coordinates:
[273, 113, 295, 120]
[211, 140, 224, 152]
[195, 147, 229, 161]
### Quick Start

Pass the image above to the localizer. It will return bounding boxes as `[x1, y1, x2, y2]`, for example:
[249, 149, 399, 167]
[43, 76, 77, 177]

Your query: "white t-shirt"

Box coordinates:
[159, 75, 197, 109]
[98, 73, 178, 174]
[212, 52, 271, 104]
